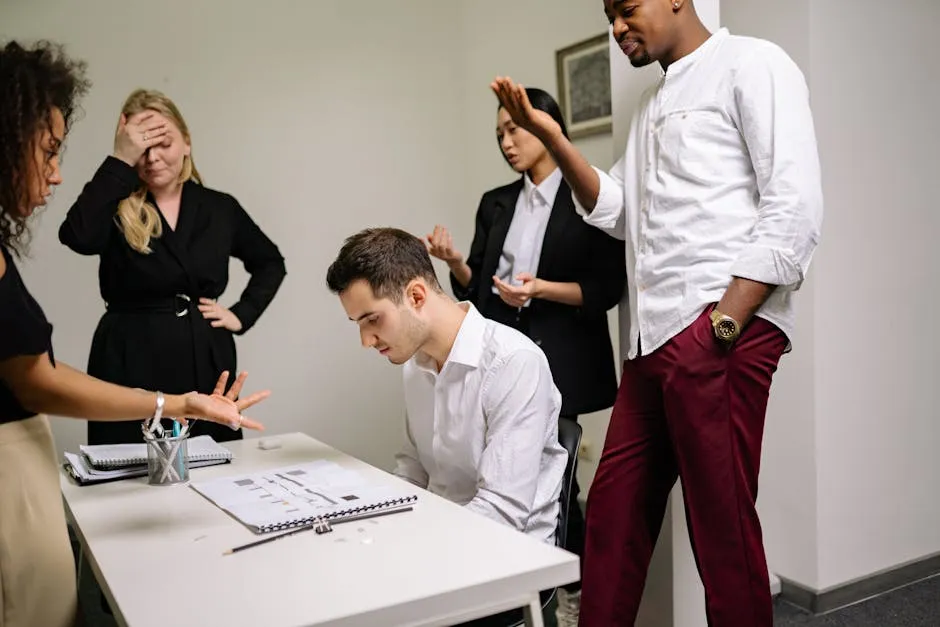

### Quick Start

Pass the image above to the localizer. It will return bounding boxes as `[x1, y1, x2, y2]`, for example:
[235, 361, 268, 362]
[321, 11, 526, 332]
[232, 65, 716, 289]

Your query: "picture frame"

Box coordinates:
[555, 33, 613, 140]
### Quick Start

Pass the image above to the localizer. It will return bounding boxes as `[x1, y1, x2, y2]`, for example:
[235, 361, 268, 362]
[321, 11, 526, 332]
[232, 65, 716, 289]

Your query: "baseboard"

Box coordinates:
[778, 552, 940, 615]
[770, 572, 782, 597]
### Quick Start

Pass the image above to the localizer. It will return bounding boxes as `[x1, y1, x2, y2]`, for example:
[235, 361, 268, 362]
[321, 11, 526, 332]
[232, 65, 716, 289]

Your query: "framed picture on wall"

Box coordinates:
[555, 33, 613, 140]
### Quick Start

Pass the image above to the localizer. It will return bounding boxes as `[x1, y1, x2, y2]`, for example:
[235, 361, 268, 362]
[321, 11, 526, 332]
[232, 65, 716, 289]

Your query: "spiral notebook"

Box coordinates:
[64, 451, 230, 486]
[190, 460, 418, 534]
[80, 435, 233, 470]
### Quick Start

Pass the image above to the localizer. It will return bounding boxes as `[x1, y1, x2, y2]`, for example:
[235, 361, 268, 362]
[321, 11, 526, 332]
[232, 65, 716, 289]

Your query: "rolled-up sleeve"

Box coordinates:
[729, 45, 823, 289]
[573, 159, 628, 241]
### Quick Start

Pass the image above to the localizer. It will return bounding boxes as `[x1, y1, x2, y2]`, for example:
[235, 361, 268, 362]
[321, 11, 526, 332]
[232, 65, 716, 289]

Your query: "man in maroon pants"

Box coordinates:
[491, 0, 823, 625]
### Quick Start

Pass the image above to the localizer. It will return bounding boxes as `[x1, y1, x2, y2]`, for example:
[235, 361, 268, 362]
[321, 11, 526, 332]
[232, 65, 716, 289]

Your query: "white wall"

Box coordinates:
[724, 0, 940, 594]
[809, 0, 940, 590]
[720, 0, 821, 590]
[0, 0, 469, 471]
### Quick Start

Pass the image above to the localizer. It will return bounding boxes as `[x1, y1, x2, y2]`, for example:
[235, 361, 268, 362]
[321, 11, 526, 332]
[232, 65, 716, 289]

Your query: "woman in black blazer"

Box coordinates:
[427, 88, 625, 623]
[60, 89, 286, 446]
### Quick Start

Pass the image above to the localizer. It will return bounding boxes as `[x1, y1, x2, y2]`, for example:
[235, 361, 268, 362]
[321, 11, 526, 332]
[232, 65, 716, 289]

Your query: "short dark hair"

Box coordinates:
[0, 40, 90, 256]
[496, 87, 569, 168]
[326, 227, 442, 302]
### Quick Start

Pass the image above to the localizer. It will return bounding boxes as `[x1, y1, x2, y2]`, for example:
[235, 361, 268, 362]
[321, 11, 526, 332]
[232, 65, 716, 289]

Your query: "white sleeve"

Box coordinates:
[464, 350, 559, 530]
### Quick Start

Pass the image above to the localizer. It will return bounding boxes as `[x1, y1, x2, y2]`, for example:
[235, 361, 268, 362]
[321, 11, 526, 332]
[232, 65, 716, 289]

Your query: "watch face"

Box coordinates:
[716, 319, 737, 339]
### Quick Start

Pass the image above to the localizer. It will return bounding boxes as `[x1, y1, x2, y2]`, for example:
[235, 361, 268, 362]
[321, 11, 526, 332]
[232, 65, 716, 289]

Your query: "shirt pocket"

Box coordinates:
[656, 108, 731, 185]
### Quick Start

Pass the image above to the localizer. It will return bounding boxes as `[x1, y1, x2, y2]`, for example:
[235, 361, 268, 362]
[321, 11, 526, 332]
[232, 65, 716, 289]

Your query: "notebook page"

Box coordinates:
[190, 460, 417, 533]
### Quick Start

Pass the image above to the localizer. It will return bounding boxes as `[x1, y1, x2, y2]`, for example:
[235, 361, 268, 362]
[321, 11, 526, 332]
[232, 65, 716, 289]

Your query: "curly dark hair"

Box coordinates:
[0, 40, 90, 256]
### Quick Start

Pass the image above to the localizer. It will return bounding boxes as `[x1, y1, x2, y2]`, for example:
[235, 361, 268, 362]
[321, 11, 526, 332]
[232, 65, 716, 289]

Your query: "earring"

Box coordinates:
[673, 1, 680, 7]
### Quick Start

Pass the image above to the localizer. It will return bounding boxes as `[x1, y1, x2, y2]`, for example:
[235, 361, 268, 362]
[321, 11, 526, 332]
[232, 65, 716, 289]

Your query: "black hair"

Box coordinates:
[0, 40, 90, 256]
[496, 87, 569, 168]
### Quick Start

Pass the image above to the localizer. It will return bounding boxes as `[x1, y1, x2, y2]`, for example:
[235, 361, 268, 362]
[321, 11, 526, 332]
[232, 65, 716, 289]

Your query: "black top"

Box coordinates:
[59, 156, 286, 445]
[452, 177, 626, 416]
[0, 245, 54, 423]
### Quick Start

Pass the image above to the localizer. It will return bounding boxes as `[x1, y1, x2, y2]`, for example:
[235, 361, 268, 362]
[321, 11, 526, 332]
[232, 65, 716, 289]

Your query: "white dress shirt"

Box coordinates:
[394, 302, 567, 544]
[575, 28, 823, 359]
[494, 168, 563, 302]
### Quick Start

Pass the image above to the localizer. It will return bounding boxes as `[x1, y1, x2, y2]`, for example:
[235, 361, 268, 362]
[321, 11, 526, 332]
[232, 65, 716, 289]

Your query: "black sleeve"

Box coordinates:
[0, 254, 54, 364]
[575, 227, 626, 316]
[227, 198, 286, 335]
[451, 194, 490, 302]
[59, 156, 140, 255]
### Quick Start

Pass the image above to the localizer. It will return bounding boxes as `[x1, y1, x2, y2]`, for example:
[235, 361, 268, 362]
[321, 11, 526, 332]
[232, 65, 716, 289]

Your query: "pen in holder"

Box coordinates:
[143, 427, 190, 486]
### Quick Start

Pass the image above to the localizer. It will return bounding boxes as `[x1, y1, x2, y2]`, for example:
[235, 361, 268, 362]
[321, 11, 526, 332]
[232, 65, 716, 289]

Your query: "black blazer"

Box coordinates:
[452, 177, 625, 416]
[59, 156, 286, 445]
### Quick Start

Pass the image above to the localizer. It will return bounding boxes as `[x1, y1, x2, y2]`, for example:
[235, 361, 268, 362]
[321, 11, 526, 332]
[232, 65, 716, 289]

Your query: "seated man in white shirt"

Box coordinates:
[325, 227, 567, 548]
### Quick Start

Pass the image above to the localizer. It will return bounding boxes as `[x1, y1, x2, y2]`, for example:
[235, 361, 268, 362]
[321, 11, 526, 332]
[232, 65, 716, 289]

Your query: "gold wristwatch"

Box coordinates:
[709, 309, 741, 344]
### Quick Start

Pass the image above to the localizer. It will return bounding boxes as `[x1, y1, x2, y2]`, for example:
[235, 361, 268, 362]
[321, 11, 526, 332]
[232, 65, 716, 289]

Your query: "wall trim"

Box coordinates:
[778, 552, 940, 614]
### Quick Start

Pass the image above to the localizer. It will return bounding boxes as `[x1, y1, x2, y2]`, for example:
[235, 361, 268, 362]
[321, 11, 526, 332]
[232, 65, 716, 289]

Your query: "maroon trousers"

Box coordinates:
[580, 306, 788, 626]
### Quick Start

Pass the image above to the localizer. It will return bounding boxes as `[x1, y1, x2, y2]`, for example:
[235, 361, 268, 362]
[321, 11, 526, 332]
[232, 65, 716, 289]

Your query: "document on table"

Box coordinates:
[190, 459, 418, 534]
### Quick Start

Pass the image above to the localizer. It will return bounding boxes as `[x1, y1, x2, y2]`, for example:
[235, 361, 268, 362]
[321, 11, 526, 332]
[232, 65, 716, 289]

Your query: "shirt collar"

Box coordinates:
[663, 27, 728, 78]
[413, 302, 486, 373]
[523, 167, 563, 208]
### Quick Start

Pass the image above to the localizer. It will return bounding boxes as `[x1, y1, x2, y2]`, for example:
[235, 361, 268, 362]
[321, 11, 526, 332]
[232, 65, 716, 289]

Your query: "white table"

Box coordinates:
[61, 432, 579, 627]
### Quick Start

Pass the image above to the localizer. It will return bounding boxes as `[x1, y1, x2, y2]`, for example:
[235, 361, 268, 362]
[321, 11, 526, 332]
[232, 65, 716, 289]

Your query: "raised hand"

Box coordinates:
[113, 111, 169, 166]
[491, 76, 562, 140]
[180, 371, 269, 431]
[426, 225, 463, 265]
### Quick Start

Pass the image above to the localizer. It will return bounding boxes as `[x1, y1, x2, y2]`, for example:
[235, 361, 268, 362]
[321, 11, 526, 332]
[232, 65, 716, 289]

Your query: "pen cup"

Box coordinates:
[146, 434, 189, 486]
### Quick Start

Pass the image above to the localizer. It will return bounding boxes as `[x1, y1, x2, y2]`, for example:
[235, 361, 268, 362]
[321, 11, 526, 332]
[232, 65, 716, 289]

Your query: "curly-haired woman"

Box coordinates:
[0, 40, 267, 627]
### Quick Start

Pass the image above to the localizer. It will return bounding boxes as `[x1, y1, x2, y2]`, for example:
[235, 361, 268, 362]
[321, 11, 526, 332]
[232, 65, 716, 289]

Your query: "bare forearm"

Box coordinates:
[717, 277, 776, 326]
[448, 259, 473, 288]
[542, 128, 601, 212]
[534, 280, 583, 306]
[3, 355, 185, 420]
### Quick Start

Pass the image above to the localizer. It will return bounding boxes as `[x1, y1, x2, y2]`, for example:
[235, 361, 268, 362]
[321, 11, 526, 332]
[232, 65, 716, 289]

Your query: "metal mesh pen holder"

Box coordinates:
[144, 431, 190, 486]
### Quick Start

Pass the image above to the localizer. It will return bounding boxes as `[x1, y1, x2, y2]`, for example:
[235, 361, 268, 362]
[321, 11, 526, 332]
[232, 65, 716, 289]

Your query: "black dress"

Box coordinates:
[59, 157, 286, 445]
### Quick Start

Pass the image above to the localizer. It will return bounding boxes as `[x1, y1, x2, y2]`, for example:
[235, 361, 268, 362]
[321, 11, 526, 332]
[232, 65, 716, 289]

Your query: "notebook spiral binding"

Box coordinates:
[82, 437, 232, 470]
[257, 494, 418, 534]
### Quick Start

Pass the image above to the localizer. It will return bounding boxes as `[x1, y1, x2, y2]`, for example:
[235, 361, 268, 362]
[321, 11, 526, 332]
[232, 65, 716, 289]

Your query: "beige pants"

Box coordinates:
[0, 415, 77, 627]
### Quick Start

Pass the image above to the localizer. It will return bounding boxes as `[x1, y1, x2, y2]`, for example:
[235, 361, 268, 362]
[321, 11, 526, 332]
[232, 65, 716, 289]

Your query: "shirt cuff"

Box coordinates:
[730, 244, 804, 288]
[573, 166, 624, 231]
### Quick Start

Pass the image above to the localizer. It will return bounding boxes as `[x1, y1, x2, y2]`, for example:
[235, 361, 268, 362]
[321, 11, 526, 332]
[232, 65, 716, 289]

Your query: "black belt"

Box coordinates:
[106, 294, 196, 317]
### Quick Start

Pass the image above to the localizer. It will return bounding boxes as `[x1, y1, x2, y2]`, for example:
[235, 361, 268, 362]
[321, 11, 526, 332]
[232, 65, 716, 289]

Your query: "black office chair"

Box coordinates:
[504, 417, 583, 627]
[555, 417, 583, 553]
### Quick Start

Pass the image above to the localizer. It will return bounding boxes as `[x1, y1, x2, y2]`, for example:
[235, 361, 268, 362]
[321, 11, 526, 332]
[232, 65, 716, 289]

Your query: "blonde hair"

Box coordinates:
[116, 89, 202, 253]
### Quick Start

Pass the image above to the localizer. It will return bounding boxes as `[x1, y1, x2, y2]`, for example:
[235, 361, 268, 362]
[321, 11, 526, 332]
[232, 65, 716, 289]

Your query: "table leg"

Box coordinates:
[522, 594, 544, 627]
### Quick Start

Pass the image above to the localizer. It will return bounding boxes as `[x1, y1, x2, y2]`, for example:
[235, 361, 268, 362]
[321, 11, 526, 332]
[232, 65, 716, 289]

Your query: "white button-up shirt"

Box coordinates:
[494, 168, 563, 300]
[576, 28, 823, 359]
[394, 303, 567, 544]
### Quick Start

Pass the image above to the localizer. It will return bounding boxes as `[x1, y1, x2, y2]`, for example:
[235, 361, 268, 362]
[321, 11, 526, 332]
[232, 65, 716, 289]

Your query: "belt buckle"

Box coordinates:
[175, 294, 191, 317]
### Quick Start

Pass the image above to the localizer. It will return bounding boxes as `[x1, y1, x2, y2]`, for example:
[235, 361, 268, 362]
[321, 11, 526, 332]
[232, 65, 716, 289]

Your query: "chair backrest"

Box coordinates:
[555, 417, 582, 551]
